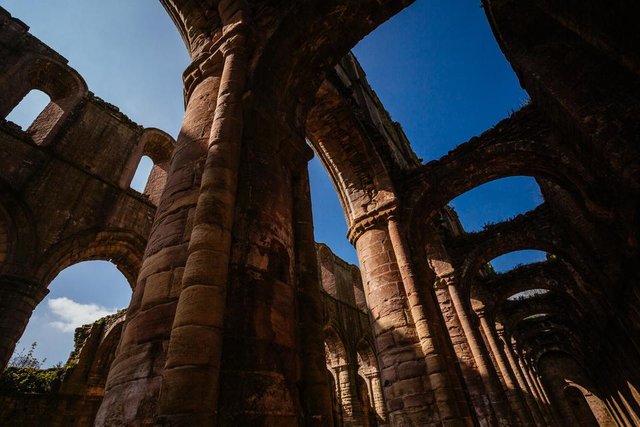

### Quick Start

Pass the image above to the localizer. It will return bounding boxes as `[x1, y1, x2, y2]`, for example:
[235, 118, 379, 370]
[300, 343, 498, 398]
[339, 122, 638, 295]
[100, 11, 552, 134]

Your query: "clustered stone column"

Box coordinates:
[496, 328, 547, 426]
[351, 213, 474, 426]
[96, 61, 224, 424]
[335, 364, 364, 424]
[364, 371, 387, 423]
[445, 279, 513, 426]
[158, 25, 251, 424]
[476, 309, 535, 426]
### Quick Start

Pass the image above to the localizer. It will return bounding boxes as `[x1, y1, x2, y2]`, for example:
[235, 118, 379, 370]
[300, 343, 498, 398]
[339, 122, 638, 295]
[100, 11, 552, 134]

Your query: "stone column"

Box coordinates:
[527, 361, 561, 425]
[386, 219, 472, 426]
[354, 225, 438, 425]
[158, 29, 253, 423]
[0, 276, 47, 370]
[336, 364, 364, 426]
[366, 372, 387, 425]
[96, 59, 224, 425]
[497, 329, 546, 426]
[531, 367, 554, 409]
[477, 310, 535, 426]
[293, 164, 336, 425]
[518, 357, 555, 426]
[537, 366, 582, 425]
[435, 282, 496, 426]
[447, 282, 513, 426]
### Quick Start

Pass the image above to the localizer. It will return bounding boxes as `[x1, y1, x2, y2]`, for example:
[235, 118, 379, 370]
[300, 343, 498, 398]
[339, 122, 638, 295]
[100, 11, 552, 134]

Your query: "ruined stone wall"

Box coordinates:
[0, 7, 175, 373]
[0, 244, 382, 427]
[0, 311, 125, 427]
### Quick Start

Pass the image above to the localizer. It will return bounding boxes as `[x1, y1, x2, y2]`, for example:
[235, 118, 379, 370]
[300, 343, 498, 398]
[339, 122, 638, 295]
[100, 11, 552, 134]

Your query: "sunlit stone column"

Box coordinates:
[477, 309, 535, 426]
[97, 61, 223, 425]
[335, 364, 364, 425]
[387, 218, 473, 426]
[353, 223, 440, 425]
[497, 328, 546, 426]
[447, 281, 513, 426]
[366, 372, 387, 424]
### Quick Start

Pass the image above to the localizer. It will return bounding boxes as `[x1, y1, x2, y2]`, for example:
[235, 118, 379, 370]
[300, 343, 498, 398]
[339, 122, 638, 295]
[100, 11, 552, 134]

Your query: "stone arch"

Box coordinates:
[250, 0, 415, 130]
[306, 73, 400, 230]
[482, 0, 640, 190]
[324, 325, 349, 369]
[480, 260, 573, 308]
[36, 229, 146, 289]
[86, 314, 126, 390]
[59, 311, 127, 397]
[0, 53, 87, 145]
[503, 297, 583, 334]
[537, 351, 616, 426]
[356, 338, 386, 424]
[454, 207, 598, 306]
[405, 106, 596, 238]
[324, 326, 359, 422]
[158, 0, 223, 60]
[505, 288, 550, 301]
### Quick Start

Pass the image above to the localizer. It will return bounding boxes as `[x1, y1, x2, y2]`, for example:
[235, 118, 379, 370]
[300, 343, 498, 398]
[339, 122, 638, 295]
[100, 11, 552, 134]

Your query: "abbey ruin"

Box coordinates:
[0, 1, 638, 425]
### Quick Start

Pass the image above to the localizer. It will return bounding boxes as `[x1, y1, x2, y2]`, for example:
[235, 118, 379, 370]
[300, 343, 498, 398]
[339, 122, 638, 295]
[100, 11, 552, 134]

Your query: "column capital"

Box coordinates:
[183, 24, 252, 105]
[474, 306, 488, 319]
[434, 272, 456, 290]
[347, 200, 399, 244]
[333, 363, 357, 374]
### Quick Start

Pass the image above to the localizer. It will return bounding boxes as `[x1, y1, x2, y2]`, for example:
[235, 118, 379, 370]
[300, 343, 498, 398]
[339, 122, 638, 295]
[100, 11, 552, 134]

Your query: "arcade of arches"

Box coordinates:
[0, 1, 638, 426]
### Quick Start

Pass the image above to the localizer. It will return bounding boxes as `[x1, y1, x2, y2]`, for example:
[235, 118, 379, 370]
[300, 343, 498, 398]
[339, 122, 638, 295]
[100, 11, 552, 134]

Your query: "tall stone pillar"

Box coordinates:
[447, 282, 513, 426]
[497, 329, 546, 426]
[365, 372, 387, 425]
[0, 275, 47, 369]
[477, 310, 535, 426]
[517, 356, 556, 426]
[292, 162, 336, 425]
[335, 364, 364, 426]
[352, 217, 474, 426]
[434, 282, 496, 426]
[158, 31, 253, 424]
[386, 219, 473, 426]
[96, 60, 223, 425]
[527, 360, 562, 425]
[354, 225, 440, 425]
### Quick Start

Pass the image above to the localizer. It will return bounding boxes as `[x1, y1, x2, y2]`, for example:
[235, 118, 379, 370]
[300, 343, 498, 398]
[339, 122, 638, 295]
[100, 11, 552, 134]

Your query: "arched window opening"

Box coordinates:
[356, 340, 386, 424]
[489, 249, 548, 273]
[4, 89, 51, 131]
[10, 261, 131, 368]
[449, 176, 543, 233]
[507, 288, 550, 301]
[324, 328, 350, 424]
[130, 155, 154, 194]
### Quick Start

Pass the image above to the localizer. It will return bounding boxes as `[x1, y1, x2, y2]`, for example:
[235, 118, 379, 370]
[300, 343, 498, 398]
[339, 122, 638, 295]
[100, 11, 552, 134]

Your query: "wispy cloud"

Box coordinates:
[48, 297, 114, 332]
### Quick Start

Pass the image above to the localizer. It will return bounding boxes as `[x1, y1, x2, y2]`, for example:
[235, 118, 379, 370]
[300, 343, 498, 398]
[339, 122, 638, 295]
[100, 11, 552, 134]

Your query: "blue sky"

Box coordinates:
[4, 0, 545, 366]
